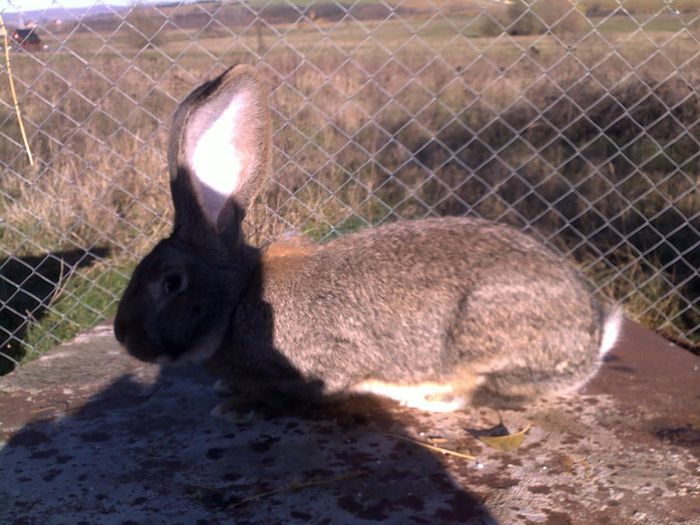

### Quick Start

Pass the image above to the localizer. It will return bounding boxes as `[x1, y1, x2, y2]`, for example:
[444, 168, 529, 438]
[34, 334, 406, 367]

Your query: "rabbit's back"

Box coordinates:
[238, 216, 605, 405]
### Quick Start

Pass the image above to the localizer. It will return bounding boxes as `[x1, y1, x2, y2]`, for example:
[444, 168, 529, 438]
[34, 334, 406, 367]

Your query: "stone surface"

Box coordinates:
[1, 319, 699, 524]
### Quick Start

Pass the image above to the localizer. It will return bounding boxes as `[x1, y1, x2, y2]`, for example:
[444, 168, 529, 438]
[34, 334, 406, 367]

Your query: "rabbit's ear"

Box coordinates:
[168, 65, 271, 239]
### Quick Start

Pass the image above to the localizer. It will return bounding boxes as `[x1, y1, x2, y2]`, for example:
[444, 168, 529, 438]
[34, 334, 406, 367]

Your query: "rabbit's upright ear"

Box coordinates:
[168, 65, 271, 241]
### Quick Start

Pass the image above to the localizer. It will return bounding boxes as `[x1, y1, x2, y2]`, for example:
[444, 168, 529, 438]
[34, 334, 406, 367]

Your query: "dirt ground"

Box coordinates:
[1, 318, 698, 524]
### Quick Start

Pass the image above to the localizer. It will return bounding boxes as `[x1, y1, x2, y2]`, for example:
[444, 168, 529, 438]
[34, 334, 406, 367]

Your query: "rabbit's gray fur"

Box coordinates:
[114, 65, 621, 413]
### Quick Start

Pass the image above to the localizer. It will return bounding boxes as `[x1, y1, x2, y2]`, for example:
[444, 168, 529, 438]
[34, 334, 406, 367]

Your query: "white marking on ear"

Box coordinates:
[189, 92, 249, 221]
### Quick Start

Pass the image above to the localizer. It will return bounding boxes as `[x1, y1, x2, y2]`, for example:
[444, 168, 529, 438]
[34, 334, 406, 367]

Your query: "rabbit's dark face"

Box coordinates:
[114, 237, 251, 365]
[114, 65, 270, 367]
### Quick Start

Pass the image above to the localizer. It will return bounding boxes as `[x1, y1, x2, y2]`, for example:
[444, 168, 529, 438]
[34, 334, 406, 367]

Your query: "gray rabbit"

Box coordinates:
[114, 65, 622, 413]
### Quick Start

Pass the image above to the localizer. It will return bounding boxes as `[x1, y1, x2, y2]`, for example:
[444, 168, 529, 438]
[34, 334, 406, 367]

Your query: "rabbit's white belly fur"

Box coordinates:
[350, 380, 471, 412]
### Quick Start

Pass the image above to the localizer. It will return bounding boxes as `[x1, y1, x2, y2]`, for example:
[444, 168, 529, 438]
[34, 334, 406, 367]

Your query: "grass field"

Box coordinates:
[1, 0, 698, 372]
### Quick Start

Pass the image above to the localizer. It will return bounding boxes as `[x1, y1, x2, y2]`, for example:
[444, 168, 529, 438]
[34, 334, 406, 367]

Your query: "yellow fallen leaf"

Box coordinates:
[382, 432, 477, 460]
[477, 424, 531, 451]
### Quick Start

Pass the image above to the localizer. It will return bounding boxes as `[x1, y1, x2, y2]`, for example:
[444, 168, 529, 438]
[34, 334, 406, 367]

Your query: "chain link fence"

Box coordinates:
[0, 0, 698, 373]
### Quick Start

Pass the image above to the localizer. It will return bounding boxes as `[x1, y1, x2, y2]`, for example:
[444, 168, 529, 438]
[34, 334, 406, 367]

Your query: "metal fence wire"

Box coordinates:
[0, 0, 698, 373]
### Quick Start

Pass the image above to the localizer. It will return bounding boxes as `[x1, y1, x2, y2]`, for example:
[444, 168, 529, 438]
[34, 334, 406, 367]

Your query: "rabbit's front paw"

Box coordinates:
[211, 398, 258, 423]
[213, 379, 235, 396]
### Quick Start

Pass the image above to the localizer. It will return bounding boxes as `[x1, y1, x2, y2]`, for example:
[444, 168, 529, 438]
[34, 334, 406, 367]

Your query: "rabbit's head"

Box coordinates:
[114, 65, 271, 365]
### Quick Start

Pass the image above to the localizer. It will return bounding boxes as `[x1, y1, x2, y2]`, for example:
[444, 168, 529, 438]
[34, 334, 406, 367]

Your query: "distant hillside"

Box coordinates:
[0, 3, 131, 26]
[3, 1, 438, 35]
[1, 1, 479, 28]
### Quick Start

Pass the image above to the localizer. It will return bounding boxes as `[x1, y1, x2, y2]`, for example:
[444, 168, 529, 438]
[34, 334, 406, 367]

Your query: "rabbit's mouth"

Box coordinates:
[114, 322, 162, 364]
[113, 262, 235, 366]
[153, 324, 226, 366]
[114, 318, 164, 364]
[115, 326, 220, 366]
[113, 313, 177, 364]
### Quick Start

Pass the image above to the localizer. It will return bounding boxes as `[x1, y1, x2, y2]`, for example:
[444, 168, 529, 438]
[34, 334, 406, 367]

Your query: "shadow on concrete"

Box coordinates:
[1, 363, 496, 524]
[78, 187, 495, 523]
[0, 247, 110, 374]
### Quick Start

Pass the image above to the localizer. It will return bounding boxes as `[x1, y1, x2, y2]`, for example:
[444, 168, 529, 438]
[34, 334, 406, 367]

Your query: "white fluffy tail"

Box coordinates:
[599, 306, 624, 357]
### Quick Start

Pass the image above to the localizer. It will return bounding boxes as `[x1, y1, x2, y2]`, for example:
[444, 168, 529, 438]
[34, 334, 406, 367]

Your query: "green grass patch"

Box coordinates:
[20, 259, 133, 363]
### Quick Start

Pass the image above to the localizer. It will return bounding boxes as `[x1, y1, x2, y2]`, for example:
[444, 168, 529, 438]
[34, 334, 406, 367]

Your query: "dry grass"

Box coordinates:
[0, 4, 698, 366]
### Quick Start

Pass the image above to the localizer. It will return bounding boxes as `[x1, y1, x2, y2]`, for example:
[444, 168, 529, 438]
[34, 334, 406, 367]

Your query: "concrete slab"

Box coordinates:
[1, 319, 698, 524]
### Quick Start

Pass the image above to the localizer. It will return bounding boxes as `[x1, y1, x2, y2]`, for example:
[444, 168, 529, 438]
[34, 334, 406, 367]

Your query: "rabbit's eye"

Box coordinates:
[162, 273, 184, 295]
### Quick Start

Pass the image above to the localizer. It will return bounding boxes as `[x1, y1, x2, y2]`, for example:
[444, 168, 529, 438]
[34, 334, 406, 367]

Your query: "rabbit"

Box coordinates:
[113, 64, 623, 414]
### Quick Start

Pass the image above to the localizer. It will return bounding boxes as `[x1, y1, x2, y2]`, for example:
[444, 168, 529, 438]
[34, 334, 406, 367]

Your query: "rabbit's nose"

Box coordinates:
[114, 318, 127, 344]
